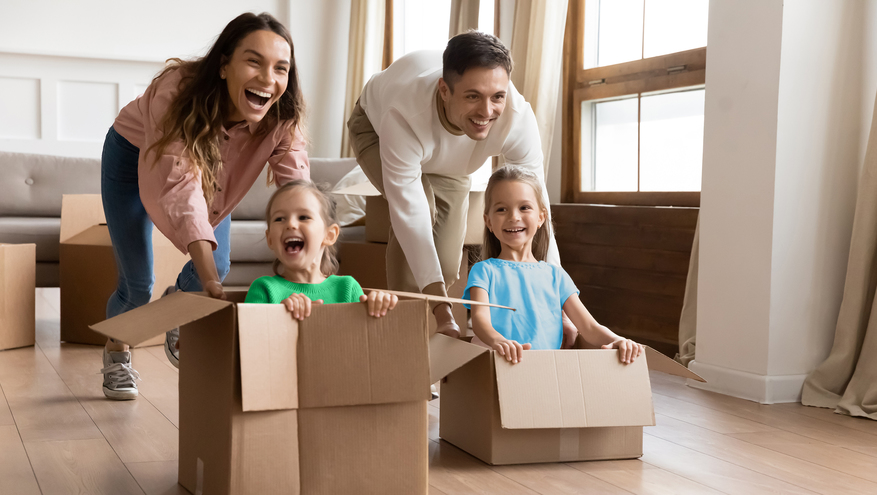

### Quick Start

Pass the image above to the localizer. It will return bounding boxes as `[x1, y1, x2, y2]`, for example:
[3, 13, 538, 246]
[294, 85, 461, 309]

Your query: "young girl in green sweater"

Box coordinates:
[246, 180, 397, 318]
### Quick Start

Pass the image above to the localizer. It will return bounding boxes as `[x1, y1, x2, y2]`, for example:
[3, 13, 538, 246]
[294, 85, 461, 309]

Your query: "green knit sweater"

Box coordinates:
[244, 275, 365, 304]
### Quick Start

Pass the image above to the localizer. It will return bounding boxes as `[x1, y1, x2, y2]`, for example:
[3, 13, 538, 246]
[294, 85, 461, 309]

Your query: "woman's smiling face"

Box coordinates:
[221, 29, 291, 125]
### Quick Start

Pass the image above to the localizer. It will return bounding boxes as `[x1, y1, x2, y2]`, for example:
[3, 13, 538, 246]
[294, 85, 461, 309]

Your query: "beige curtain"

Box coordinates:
[801, 96, 877, 421]
[450, 0, 480, 37]
[341, 0, 386, 158]
[676, 217, 699, 367]
[509, 0, 569, 179]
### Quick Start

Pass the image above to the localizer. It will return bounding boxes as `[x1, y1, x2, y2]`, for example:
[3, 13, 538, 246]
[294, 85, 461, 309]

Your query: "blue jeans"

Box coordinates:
[100, 126, 230, 320]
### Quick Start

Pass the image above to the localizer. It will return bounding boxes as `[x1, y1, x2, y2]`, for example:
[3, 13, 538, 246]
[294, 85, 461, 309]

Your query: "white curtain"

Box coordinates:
[341, 0, 386, 158]
[676, 217, 699, 366]
[509, 0, 569, 179]
[802, 93, 877, 421]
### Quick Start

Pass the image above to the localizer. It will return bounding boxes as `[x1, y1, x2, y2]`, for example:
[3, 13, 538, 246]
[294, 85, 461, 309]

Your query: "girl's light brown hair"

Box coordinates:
[482, 166, 551, 261]
[146, 12, 306, 207]
[265, 180, 339, 277]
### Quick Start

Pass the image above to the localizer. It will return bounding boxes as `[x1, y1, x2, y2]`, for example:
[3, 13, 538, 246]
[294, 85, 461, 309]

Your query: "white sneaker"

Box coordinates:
[101, 349, 140, 400]
[162, 286, 180, 369]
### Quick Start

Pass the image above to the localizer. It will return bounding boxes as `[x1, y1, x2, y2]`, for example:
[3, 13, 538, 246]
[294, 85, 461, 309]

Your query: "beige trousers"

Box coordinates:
[347, 100, 471, 296]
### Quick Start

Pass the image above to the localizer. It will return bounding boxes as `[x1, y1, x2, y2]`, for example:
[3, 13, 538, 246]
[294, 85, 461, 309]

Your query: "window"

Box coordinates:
[563, 0, 708, 206]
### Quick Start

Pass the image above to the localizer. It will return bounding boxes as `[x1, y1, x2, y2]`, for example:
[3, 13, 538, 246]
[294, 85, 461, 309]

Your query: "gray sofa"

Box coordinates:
[0, 151, 358, 287]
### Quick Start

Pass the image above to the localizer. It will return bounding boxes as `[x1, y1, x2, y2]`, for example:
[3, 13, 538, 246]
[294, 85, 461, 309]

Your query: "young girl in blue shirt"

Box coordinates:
[464, 166, 644, 365]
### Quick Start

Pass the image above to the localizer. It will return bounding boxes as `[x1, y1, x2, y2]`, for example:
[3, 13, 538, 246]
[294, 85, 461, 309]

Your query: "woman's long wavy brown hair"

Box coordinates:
[482, 166, 551, 262]
[146, 12, 306, 206]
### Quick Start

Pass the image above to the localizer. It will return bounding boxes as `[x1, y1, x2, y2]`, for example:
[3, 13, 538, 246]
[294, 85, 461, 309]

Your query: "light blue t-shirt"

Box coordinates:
[463, 258, 580, 350]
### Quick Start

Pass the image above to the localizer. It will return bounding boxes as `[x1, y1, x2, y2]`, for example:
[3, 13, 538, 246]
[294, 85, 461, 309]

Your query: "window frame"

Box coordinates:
[562, 0, 706, 207]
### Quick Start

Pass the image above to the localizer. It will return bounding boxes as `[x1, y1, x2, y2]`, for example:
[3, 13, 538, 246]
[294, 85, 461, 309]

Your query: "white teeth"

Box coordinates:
[247, 88, 273, 98]
[283, 236, 303, 243]
[471, 119, 489, 125]
[504, 228, 524, 233]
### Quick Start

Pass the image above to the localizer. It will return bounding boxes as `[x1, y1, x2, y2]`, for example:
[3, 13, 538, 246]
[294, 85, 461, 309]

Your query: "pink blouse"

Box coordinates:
[113, 67, 309, 254]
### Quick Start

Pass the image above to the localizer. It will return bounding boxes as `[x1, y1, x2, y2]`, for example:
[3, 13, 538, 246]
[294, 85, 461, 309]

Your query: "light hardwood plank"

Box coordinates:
[61, 372, 178, 463]
[0, 345, 57, 378]
[650, 413, 877, 495]
[729, 430, 877, 484]
[0, 381, 15, 425]
[129, 348, 181, 428]
[771, 402, 877, 436]
[143, 346, 179, 373]
[1, 371, 103, 442]
[649, 374, 877, 457]
[429, 485, 451, 495]
[126, 461, 188, 495]
[428, 440, 540, 494]
[568, 459, 722, 495]
[492, 462, 633, 494]
[25, 438, 144, 495]
[0, 425, 41, 495]
[651, 392, 778, 435]
[640, 434, 818, 494]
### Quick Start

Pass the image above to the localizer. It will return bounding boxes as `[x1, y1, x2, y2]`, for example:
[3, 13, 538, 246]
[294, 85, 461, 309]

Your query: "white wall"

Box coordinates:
[693, 0, 871, 402]
[0, 0, 349, 159]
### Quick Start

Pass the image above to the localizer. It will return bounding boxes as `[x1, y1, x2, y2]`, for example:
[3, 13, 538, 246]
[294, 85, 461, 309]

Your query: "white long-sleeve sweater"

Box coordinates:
[360, 50, 560, 290]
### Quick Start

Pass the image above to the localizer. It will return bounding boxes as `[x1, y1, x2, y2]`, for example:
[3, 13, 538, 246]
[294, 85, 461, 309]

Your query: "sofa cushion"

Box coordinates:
[0, 217, 61, 261]
[229, 220, 274, 262]
[232, 157, 359, 220]
[0, 151, 101, 217]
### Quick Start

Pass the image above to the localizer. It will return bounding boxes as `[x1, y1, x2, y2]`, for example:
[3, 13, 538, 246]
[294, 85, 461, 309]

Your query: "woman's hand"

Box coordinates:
[203, 280, 227, 300]
[602, 338, 644, 364]
[359, 290, 398, 317]
[283, 293, 323, 320]
[490, 338, 531, 364]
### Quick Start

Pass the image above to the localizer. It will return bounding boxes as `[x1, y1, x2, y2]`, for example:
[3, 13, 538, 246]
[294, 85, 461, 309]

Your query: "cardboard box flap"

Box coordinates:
[296, 300, 431, 409]
[64, 225, 112, 247]
[237, 304, 300, 412]
[494, 350, 656, 429]
[90, 292, 232, 347]
[645, 347, 706, 382]
[363, 289, 515, 311]
[60, 194, 105, 243]
[429, 334, 488, 383]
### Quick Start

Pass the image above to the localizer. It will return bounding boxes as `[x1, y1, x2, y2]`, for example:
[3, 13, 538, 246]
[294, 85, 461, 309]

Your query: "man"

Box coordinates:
[347, 31, 561, 336]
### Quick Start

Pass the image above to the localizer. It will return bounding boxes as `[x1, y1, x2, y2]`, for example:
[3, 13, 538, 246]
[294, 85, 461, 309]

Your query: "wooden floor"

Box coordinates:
[1, 289, 875, 494]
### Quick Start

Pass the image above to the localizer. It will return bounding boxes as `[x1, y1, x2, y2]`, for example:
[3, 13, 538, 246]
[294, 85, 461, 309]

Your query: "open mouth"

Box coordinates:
[283, 236, 304, 255]
[245, 88, 272, 109]
[470, 118, 491, 127]
[504, 227, 525, 234]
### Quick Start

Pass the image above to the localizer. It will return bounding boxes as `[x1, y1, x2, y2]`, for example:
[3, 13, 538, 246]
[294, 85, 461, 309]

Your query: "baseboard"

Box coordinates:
[687, 360, 806, 404]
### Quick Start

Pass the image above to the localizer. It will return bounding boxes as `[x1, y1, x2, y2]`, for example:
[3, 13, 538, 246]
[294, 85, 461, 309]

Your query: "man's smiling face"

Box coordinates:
[438, 65, 509, 141]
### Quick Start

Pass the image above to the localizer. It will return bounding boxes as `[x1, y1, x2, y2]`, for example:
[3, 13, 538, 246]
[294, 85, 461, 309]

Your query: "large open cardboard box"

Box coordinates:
[91, 289, 493, 494]
[59, 194, 190, 346]
[439, 339, 705, 465]
[0, 243, 36, 350]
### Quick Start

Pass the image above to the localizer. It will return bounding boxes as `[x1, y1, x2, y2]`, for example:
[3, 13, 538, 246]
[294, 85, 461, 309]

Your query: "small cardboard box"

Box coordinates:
[336, 236, 388, 289]
[0, 243, 36, 350]
[439, 340, 704, 465]
[90, 289, 493, 495]
[59, 194, 190, 346]
[334, 181, 486, 245]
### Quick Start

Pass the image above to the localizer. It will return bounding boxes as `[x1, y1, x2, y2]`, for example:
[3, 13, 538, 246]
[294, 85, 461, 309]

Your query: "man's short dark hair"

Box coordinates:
[442, 30, 513, 92]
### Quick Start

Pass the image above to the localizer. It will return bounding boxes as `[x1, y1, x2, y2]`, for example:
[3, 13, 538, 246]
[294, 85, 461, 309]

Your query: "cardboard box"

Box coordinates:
[336, 235, 388, 290]
[439, 340, 704, 465]
[0, 243, 36, 350]
[90, 289, 493, 495]
[334, 181, 486, 245]
[59, 194, 190, 346]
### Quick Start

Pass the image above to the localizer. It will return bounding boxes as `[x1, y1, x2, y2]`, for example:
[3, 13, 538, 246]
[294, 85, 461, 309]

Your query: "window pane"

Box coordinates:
[478, 0, 495, 34]
[597, 0, 644, 67]
[593, 97, 639, 191]
[396, 0, 452, 59]
[643, 0, 709, 58]
[639, 89, 704, 191]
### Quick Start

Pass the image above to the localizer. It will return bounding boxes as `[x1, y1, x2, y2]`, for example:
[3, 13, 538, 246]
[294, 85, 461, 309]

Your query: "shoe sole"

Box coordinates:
[165, 339, 180, 369]
[103, 386, 138, 400]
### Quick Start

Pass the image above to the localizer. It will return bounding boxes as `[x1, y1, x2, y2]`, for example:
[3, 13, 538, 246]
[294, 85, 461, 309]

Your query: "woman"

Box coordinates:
[100, 12, 308, 400]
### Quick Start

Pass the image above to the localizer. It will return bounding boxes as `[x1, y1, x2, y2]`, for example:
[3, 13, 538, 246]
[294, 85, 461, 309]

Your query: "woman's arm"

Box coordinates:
[188, 240, 226, 300]
[562, 294, 642, 363]
[470, 287, 530, 363]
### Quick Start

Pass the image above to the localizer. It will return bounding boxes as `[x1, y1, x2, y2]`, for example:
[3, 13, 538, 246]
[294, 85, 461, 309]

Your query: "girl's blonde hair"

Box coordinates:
[265, 180, 339, 277]
[482, 166, 551, 261]
[146, 13, 307, 207]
